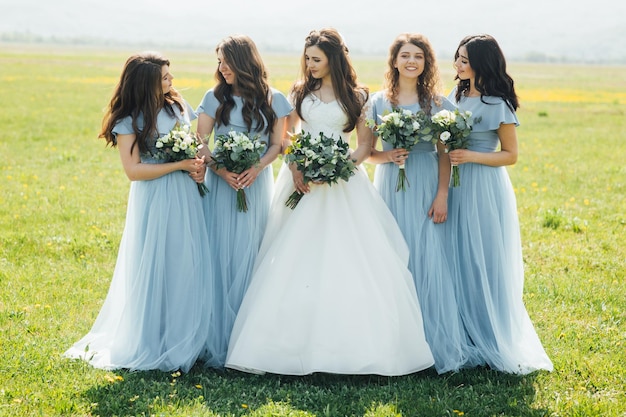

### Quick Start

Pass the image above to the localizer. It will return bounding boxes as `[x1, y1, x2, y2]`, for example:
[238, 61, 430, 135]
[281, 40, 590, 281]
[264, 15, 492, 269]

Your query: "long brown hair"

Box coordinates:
[213, 35, 276, 134]
[453, 34, 519, 111]
[99, 52, 185, 153]
[384, 33, 442, 115]
[291, 28, 368, 132]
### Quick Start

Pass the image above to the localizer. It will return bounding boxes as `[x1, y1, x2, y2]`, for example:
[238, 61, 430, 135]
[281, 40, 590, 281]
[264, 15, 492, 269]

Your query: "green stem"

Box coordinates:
[396, 167, 409, 192]
[237, 189, 248, 212]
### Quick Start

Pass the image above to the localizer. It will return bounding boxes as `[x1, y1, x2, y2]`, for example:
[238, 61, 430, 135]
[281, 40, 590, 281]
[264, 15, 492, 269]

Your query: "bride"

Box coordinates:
[225, 28, 434, 376]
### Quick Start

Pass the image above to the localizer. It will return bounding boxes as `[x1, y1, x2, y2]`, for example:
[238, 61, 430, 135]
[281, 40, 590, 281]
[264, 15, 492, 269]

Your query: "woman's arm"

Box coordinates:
[236, 116, 286, 188]
[349, 116, 374, 165]
[196, 113, 215, 163]
[259, 116, 285, 169]
[282, 110, 301, 153]
[284, 111, 309, 194]
[117, 134, 200, 181]
[367, 134, 408, 166]
[428, 141, 451, 223]
[197, 112, 240, 190]
[448, 123, 518, 167]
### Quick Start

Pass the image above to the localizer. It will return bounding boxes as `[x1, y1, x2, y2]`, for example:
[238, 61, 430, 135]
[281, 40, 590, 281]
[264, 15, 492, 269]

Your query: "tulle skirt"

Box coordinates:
[225, 163, 434, 376]
[64, 171, 213, 372]
[446, 162, 553, 374]
[374, 151, 468, 374]
[201, 166, 273, 368]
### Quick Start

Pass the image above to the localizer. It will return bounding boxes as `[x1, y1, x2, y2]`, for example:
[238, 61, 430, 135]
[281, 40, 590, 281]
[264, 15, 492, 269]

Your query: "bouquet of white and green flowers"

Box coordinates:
[431, 109, 479, 187]
[212, 130, 266, 212]
[283, 131, 356, 209]
[368, 108, 432, 191]
[154, 122, 210, 197]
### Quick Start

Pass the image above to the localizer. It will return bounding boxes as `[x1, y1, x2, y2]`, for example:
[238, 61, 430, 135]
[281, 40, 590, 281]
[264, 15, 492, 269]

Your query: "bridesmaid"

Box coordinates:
[196, 35, 291, 368]
[64, 52, 211, 372]
[368, 33, 467, 374]
[446, 34, 553, 374]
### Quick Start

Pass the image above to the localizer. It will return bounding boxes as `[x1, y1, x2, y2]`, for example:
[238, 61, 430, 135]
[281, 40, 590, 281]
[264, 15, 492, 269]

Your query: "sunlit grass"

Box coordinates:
[520, 88, 626, 103]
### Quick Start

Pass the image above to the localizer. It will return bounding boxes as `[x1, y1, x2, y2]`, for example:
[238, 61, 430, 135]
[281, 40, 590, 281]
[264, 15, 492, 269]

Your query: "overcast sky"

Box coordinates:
[2, 0, 625, 62]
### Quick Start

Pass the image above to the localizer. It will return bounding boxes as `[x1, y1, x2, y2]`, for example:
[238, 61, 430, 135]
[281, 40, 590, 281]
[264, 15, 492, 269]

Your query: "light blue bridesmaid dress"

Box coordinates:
[196, 88, 292, 368]
[447, 92, 553, 374]
[370, 92, 468, 374]
[64, 103, 213, 372]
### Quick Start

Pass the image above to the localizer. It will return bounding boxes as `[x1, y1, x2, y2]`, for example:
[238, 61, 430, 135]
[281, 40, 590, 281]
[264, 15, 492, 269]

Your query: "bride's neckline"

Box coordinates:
[310, 93, 337, 104]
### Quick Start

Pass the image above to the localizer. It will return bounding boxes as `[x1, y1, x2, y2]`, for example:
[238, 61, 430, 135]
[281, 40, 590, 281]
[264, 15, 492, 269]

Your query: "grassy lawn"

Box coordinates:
[0, 43, 624, 416]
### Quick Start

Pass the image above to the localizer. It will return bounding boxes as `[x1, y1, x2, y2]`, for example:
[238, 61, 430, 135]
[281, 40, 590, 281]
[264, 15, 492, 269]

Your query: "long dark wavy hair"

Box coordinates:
[100, 52, 185, 153]
[291, 28, 368, 133]
[453, 34, 519, 111]
[213, 35, 275, 134]
[384, 33, 442, 115]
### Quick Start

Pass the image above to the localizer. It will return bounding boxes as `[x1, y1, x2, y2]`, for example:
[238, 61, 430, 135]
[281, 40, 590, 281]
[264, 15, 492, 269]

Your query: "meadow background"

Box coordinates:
[0, 43, 624, 416]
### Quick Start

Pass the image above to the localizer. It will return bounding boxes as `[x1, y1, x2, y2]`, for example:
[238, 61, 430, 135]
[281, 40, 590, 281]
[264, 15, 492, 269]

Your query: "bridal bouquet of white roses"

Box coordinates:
[283, 131, 356, 209]
[430, 109, 479, 187]
[212, 130, 266, 212]
[154, 122, 210, 197]
[369, 108, 432, 191]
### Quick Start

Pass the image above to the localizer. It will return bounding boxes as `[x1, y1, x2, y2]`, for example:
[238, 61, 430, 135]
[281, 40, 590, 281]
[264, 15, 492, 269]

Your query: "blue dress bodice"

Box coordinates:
[450, 93, 519, 153]
[196, 88, 292, 155]
[369, 92, 456, 153]
[112, 101, 197, 163]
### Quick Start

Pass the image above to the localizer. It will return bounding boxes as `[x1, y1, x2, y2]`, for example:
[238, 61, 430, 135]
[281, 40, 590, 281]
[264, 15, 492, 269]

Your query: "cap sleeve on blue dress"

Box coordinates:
[473, 97, 519, 131]
[196, 90, 219, 117]
[437, 95, 457, 112]
[270, 88, 293, 118]
[369, 91, 391, 123]
[184, 100, 198, 122]
[112, 115, 135, 139]
[448, 87, 519, 132]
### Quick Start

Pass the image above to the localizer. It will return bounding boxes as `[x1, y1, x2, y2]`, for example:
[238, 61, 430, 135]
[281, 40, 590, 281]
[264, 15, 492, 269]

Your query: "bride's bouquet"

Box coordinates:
[154, 122, 210, 197]
[369, 108, 432, 191]
[283, 131, 356, 209]
[212, 130, 266, 212]
[431, 109, 479, 187]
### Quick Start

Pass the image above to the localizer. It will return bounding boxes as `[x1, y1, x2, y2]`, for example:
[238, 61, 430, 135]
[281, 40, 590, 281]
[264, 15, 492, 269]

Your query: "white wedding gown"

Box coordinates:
[225, 95, 434, 376]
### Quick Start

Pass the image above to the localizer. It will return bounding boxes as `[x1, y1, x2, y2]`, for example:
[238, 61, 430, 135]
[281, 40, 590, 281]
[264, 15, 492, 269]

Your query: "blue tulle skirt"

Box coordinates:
[64, 170, 213, 372]
[446, 162, 553, 374]
[201, 165, 273, 367]
[374, 150, 468, 373]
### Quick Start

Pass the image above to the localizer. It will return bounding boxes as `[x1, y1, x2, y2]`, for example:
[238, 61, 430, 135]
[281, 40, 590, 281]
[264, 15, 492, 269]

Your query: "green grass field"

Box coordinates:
[0, 43, 624, 417]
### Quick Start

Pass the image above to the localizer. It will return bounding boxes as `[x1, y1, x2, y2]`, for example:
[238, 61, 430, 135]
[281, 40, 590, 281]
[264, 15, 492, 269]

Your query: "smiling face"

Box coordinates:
[305, 45, 330, 80]
[217, 50, 236, 86]
[161, 65, 173, 94]
[394, 43, 425, 80]
[454, 45, 475, 82]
